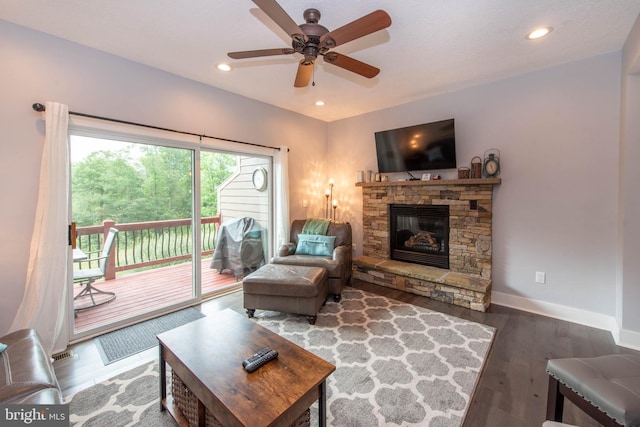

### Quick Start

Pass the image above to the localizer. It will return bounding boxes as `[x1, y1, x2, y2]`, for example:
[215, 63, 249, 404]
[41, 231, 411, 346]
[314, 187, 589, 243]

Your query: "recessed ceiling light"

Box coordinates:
[217, 63, 232, 72]
[526, 26, 553, 40]
[315, 100, 325, 106]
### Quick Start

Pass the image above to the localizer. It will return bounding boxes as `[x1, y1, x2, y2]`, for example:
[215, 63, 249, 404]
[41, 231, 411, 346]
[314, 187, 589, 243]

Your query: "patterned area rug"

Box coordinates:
[67, 362, 173, 427]
[255, 288, 495, 426]
[67, 288, 494, 426]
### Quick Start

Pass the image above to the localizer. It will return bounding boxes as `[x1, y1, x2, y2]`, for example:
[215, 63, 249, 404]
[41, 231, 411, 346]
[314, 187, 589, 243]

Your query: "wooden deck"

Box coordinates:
[73, 257, 240, 334]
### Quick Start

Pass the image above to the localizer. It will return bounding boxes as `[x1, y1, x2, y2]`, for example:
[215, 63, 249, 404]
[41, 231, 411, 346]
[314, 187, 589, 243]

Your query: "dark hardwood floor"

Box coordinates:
[54, 279, 637, 427]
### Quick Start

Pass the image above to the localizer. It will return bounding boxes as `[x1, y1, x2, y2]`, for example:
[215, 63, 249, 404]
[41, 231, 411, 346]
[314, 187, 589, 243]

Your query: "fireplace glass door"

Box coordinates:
[390, 204, 449, 269]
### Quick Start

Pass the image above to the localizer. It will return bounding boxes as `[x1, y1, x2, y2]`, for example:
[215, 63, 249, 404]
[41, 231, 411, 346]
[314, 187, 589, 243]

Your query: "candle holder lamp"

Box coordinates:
[324, 189, 330, 218]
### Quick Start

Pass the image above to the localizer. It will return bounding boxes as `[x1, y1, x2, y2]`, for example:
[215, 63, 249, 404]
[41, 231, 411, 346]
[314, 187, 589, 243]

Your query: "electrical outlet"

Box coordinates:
[535, 271, 546, 284]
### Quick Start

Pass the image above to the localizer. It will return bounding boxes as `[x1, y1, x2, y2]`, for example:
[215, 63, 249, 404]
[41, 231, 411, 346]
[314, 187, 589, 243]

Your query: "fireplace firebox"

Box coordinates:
[390, 204, 449, 269]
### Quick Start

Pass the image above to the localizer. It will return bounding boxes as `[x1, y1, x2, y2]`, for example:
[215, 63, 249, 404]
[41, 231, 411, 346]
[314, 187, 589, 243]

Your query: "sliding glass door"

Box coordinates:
[70, 134, 197, 338]
[68, 131, 273, 340]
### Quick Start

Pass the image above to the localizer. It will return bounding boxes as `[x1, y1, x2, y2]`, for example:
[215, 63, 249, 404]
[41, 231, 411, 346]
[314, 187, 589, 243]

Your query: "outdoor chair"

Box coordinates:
[73, 227, 118, 312]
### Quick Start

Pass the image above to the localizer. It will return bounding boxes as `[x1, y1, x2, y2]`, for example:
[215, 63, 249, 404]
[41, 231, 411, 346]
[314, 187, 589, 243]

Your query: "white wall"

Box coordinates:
[0, 20, 327, 335]
[328, 53, 623, 331]
[619, 14, 640, 342]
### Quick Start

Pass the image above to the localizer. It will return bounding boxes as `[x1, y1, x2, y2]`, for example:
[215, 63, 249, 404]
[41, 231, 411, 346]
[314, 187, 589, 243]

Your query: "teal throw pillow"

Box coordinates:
[0, 342, 7, 354]
[295, 234, 336, 257]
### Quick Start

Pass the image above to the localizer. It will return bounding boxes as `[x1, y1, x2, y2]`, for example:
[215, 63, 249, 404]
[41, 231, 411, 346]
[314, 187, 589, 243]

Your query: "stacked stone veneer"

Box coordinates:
[354, 179, 500, 311]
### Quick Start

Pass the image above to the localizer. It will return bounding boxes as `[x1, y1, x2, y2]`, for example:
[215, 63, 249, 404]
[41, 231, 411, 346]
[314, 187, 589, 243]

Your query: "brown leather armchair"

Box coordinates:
[271, 219, 352, 301]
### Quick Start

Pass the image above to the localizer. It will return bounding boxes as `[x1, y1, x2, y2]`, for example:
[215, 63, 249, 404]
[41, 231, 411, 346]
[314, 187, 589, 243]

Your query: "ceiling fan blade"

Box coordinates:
[323, 52, 380, 78]
[252, 0, 307, 41]
[228, 48, 294, 59]
[320, 10, 391, 48]
[294, 60, 314, 87]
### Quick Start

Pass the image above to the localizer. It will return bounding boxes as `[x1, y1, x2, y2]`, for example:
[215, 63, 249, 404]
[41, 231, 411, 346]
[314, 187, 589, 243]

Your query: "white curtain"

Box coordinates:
[274, 145, 290, 251]
[11, 102, 70, 355]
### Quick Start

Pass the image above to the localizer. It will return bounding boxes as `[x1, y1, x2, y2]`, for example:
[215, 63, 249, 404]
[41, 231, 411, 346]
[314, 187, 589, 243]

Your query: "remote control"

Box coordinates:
[242, 348, 272, 368]
[243, 349, 278, 373]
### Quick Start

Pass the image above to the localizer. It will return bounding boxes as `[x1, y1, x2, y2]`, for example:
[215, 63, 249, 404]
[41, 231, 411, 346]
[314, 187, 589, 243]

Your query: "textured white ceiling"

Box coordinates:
[2, 0, 640, 122]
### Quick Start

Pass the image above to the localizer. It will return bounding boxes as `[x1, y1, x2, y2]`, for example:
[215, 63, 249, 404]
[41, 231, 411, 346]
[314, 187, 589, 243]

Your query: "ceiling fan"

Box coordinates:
[228, 0, 392, 87]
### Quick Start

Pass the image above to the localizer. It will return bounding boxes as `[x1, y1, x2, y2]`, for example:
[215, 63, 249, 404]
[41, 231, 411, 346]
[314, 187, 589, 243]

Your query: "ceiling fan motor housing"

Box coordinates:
[297, 9, 330, 63]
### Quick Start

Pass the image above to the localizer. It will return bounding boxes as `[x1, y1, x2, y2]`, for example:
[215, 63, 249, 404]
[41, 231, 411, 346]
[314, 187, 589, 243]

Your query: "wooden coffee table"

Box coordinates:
[157, 308, 335, 427]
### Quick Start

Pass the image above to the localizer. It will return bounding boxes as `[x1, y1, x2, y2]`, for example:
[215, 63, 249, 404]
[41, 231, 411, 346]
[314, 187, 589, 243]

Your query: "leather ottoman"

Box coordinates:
[546, 354, 640, 426]
[243, 264, 328, 324]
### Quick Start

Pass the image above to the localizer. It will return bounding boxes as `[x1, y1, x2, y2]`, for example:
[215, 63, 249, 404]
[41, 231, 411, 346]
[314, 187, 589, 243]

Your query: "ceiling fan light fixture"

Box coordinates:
[526, 26, 553, 40]
[315, 100, 325, 106]
[217, 63, 232, 72]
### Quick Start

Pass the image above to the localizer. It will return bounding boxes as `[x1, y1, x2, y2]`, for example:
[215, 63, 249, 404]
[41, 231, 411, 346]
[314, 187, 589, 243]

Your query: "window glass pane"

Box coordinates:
[70, 135, 195, 334]
[201, 152, 271, 295]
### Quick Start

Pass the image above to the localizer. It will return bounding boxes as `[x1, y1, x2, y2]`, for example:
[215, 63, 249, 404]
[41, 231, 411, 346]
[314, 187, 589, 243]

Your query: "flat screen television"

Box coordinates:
[375, 118, 456, 173]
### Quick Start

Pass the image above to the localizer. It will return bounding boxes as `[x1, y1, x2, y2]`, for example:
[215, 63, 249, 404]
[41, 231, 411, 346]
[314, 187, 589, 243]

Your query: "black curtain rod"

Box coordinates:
[32, 103, 284, 151]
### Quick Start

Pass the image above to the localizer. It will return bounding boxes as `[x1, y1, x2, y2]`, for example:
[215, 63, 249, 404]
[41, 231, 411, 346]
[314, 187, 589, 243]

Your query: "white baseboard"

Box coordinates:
[491, 291, 640, 351]
[618, 328, 640, 351]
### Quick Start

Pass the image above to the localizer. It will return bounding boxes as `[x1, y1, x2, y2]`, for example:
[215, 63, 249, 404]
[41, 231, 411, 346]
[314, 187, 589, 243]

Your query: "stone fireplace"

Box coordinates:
[353, 178, 500, 311]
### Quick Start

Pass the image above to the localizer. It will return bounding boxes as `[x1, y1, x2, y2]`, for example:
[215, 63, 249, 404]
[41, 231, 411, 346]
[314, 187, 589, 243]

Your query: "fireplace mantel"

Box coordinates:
[356, 178, 501, 188]
[354, 177, 500, 311]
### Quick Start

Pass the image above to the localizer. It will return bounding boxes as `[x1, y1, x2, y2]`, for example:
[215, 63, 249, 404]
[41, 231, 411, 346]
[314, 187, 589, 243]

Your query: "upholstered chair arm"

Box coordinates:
[333, 245, 351, 278]
[333, 245, 351, 262]
[278, 243, 296, 257]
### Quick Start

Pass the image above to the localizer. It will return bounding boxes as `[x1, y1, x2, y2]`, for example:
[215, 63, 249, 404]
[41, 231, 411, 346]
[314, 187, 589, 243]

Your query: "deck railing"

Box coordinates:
[75, 215, 221, 280]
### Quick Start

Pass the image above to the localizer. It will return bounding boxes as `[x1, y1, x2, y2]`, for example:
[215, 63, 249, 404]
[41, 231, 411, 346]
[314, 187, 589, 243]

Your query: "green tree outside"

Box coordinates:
[72, 144, 237, 227]
[201, 151, 237, 217]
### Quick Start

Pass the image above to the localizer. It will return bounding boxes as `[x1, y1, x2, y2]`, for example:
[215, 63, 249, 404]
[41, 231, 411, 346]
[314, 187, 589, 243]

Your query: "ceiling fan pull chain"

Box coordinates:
[312, 62, 316, 86]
